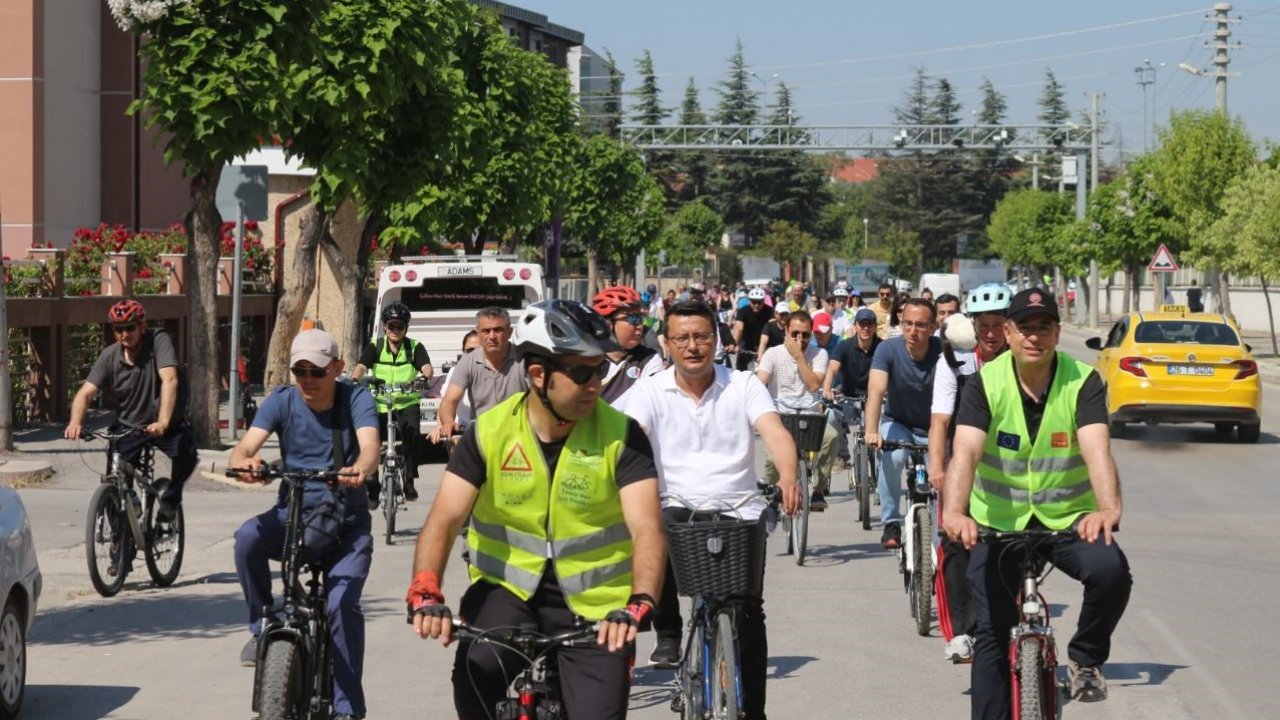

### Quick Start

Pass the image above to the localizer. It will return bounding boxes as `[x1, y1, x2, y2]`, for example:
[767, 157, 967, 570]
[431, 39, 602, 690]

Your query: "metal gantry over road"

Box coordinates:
[620, 124, 1094, 153]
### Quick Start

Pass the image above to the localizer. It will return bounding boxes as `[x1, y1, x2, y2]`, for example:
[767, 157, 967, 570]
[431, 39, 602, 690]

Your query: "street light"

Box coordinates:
[749, 71, 779, 101]
[863, 217, 869, 249]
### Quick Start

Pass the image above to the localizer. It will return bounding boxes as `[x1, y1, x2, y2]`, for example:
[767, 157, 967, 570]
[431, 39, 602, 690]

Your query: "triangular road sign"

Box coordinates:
[1148, 244, 1179, 272]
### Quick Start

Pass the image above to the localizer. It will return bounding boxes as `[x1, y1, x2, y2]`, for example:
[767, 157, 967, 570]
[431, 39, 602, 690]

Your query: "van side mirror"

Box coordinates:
[1084, 337, 1103, 351]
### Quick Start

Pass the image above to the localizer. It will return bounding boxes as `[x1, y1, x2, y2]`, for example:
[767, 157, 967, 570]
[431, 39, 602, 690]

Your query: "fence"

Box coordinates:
[4, 248, 275, 425]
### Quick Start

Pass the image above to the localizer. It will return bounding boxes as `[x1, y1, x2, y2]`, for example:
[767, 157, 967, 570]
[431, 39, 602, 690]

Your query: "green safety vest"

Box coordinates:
[971, 352, 1096, 531]
[470, 393, 634, 620]
[369, 338, 421, 412]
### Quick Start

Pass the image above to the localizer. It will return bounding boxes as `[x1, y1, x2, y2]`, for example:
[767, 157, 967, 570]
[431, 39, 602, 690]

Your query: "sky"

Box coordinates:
[532, 0, 1280, 158]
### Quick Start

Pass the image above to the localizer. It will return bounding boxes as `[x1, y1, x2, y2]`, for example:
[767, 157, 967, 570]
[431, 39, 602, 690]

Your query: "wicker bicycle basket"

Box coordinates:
[667, 518, 767, 598]
[779, 412, 828, 454]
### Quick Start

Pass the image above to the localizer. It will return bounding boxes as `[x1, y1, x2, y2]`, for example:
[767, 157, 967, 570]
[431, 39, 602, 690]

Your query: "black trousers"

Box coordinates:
[938, 535, 975, 639]
[968, 526, 1132, 720]
[376, 405, 422, 484]
[453, 580, 631, 720]
[653, 507, 770, 720]
[116, 421, 197, 505]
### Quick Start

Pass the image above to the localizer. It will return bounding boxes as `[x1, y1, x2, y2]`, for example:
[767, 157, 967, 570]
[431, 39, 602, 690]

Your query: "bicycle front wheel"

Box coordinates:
[710, 610, 741, 720]
[143, 484, 184, 587]
[1015, 639, 1051, 720]
[680, 619, 706, 720]
[256, 640, 304, 720]
[789, 461, 811, 565]
[912, 505, 933, 636]
[383, 467, 400, 545]
[85, 483, 131, 597]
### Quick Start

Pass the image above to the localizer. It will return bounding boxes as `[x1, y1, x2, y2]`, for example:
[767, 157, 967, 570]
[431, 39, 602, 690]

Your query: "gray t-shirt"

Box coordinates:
[447, 344, 527, 416]
[870, 335, 942, 433]
[86, 329, 181, 427]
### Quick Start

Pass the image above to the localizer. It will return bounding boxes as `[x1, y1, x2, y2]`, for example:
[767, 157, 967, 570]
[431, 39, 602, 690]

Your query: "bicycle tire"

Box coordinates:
[710, 610, 740, 720]
[912, 505, 933, 636]
[257, 640, 304, 720]
[85, 483, 131, 597]
[1015, 639, 1050, 720]
[789, 461, 811, 565]
[680, 617, 706, 720]
[855, 442, 870, 529]
[143, 485, 185, 587]
[383, 467, 400, 546]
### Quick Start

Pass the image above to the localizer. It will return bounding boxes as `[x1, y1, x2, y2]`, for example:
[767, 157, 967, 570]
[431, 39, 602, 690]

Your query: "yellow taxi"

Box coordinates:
[1085, 306, 1262, 442]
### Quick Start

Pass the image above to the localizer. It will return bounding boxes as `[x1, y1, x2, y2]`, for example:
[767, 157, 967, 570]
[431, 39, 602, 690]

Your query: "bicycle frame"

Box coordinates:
[900, 447, 934, 578]
[99, 431, 159, 548]
[451, 620, 599, 718]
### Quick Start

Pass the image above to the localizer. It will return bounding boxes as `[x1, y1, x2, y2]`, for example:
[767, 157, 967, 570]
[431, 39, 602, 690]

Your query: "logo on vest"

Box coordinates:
[501, 443, 534, 473]
[1051, 432, 1069, 449]
[626, 366, 641, 379]
[996, 431, 1021, 451]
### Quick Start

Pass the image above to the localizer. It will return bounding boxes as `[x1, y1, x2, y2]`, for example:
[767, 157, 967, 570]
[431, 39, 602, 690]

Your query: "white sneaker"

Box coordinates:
[944, 634, 974, 664]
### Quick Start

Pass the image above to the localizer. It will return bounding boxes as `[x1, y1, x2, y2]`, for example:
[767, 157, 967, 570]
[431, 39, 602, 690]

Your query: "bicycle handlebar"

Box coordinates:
[977, 527, 1081, 544]
[88, 427, 148, 443]
[879, 439, 929, 452]
[450, 619, 601, 650]
[224, 466, 351, 486]
[662, 491, 767, 518]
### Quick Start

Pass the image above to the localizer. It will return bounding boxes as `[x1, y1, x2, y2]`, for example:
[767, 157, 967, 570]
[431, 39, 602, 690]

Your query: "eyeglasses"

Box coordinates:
[612, 314, 644, 327]
[385, 322, 407, 332]
[290, 365, 330, 379]
[550, 361, 608, 385]
[111, 324, 138, 334]
[789, 331, 812, 340]
[668, 332, 715, 348]
[900, 320, 932, 330]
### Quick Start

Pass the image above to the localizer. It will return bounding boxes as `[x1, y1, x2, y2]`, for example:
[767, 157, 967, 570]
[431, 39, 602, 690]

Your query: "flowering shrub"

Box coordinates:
[221, 220, 275, 292]
[2, 260, 52, 298]
[106, 0, 193, 32]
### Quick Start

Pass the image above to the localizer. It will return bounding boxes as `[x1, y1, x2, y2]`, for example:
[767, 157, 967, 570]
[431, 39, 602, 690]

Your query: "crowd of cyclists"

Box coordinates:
[68, 275, 1133, 719]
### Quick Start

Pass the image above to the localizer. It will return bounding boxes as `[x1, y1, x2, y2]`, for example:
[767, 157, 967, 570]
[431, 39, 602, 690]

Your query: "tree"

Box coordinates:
[705, 39, 767, 242]
[864, 223, 922, 279]
[657, 200, 725, 269]
[1038, 69, 1069, 126]
[976, 77, 1008, 125]
[756, 84, 830, 236]
[1087, 156, 1179, 312]
[1202, 164, 1280, 350]
[930, 77, 962, 126]
[987, 188, 1075, 277]
[114, 0, 311, 447]
[668, 78, 710, 203]
[751, 220, 817, 275]
[630, 49, 667, 125]
[815, 180, 870, 257]
[895, 67, 932, 125]
[1149, 109, 1256, 314]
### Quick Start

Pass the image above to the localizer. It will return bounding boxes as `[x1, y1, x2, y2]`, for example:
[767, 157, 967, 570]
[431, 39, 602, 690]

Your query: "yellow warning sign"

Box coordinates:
[500, 442, 534, 473]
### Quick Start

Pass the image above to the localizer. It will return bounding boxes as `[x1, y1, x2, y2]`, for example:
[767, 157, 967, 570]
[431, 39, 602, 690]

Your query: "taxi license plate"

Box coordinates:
[1167, 364, 1215, 376]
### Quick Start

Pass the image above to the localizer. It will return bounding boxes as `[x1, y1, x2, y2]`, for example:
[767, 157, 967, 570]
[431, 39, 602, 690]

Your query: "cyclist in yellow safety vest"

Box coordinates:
[406, 300, 666, 720]
[941, 288, 1132, 719]
[351, 302, 432, 503]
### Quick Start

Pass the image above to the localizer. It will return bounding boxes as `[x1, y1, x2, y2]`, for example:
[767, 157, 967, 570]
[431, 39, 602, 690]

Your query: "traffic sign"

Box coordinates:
[1148, 244, 1179, 273]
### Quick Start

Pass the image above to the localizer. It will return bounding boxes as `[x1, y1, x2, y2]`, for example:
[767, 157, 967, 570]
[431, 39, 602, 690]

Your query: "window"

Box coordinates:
[401, 277, 530, 312]
[1104, 319, 1127, 348]
[1133, 321, 1239, 346]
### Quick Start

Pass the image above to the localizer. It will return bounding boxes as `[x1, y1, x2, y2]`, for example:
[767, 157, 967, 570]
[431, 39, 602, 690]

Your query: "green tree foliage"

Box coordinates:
[987, 188, 1075, 273]
[976, 77, 1008, 125]
[815, 180, 870, 257]
[1203, 164, 1280, 281]
[863, 223, 922, 279]
[668, 78, 710, 203]
[630, 49, 667, 126]
[581, 48, 623, 138]
[756, 84, 830, 237]
[895, 68, 932, 125]
[1087, 156, 1179, 275]
[752, 220, 817, 273]
[658, 200, 725, 269]
[705, 40, 767, 242]
[1038, 69, 1069, 126]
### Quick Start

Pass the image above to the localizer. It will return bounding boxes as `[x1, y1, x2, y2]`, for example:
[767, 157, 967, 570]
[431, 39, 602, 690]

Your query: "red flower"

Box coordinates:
[137, 268, 154, 279]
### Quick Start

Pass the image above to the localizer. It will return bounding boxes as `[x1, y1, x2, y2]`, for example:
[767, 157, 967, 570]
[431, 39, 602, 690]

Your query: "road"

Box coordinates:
[13, 330, 1280, 719]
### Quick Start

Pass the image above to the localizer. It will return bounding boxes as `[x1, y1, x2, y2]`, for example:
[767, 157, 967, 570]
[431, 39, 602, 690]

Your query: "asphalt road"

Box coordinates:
[14, 330, 1280, 719]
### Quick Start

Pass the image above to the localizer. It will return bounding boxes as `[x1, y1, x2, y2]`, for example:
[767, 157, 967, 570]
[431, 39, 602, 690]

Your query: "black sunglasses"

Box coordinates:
[290, 366, 329, 379]
[112, 324, 138, 334]
[550, 361, 608, 385]
[612, 313, 644, 327]
[385, 322, 407, 332]
[789, 331, 812, 339]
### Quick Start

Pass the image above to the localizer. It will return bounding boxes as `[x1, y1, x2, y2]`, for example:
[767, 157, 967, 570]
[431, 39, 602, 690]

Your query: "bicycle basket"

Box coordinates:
[667, 518, 766, 598]
[779, 412, 828, 454]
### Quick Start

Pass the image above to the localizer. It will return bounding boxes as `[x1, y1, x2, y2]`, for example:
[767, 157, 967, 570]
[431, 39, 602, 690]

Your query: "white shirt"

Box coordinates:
[930, 349, 981, 416]
[604, 352, 666, 411]
[757, 344, 828, 399]
[625, 365, 777, 519]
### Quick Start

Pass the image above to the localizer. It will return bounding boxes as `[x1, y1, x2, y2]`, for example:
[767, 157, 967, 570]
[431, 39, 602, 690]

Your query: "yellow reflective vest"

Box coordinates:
[971, 352, 1096, 531]
[369, 338, 422, 412]
[470, 393, 633, 620]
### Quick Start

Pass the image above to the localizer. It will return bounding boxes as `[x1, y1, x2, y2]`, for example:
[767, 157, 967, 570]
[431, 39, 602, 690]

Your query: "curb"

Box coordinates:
[0, 458, 55, 489]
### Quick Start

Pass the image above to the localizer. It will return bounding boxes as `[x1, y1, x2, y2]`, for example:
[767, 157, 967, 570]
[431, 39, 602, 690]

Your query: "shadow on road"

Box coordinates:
[1104, 661, 1188, 686]
[800, 541, 890, 566]
[768, 654, 818, 679]
[20, 684, 139, 719]
[30, 582, 245, 646]
[628, 668, 675, 710]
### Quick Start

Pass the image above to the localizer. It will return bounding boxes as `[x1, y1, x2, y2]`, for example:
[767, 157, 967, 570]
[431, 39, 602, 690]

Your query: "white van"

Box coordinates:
[371, 255, 544, 433]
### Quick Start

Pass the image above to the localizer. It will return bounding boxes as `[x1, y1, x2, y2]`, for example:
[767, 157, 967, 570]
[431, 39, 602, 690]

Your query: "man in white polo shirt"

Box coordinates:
[624, 300, 799, 720]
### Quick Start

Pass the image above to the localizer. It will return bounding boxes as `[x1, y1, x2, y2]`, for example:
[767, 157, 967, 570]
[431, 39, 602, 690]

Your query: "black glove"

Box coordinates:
[604, 601, 652, 630]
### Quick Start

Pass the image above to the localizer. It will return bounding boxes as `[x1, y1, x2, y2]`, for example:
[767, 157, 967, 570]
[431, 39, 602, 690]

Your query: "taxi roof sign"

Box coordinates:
[1148, 244, 1179, 273]
[1159, 304, 1188, 315]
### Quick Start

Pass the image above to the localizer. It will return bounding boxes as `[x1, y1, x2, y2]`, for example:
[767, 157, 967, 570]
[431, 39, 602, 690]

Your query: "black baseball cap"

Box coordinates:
[1006, 288, 1060, 324]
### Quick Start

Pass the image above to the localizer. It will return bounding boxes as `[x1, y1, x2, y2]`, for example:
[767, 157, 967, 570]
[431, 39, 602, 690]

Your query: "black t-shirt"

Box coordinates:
[736, 304, 774, 351]
[1186, 287, 1204, 311]
[762, 322, 787, 351]
[358, 338, 430, 371]
[446, 415, 658, 490]
[831, 337, 881, 396]
[86, 329, 182, 427]
[956, 358, 1109, 443]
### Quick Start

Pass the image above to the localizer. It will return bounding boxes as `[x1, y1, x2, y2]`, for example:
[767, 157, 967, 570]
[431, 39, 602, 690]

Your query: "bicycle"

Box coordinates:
[880, 439, 935, 637]
[829, 392, 875, 530]
[447, 618, 600, 719]
[775, 399, 828, 566]
[84, 428, 186, 597]
[363, 378, 421, 546]
[663, 493, 768, 720]
[225, 465, 348, 720]
[978, 527, 1079, 720]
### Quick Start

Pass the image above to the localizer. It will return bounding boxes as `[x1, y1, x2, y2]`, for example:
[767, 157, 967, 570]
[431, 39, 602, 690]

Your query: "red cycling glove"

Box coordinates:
[405, 570, 446, 616]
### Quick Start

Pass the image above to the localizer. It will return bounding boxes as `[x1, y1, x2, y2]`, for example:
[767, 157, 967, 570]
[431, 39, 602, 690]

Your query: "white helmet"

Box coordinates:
[512, 300, 619, 360]
[833, 287, 849, 298]
[747, 287, 767, 301]
[965, 283, 1012, 317]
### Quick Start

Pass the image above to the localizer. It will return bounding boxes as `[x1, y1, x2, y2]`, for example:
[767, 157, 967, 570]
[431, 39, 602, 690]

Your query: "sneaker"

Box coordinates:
[331, 714, 361, 720]
[155, 499, 178, 525]
[367, 479, 382, 510]
[404, 482, 418, 502]
[649, 636, 681, 669]
[809, 491, 828, 512]
[240, 637, 258, 667]
[1069, 661, 1108, 702]
[881, 522, 902, 549]
[944, 634, 974, 664]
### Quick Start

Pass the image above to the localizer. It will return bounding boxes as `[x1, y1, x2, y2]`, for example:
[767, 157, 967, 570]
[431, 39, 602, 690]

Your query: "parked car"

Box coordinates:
[1085, 308, 1262, 441]
[1, 486, 41, 720]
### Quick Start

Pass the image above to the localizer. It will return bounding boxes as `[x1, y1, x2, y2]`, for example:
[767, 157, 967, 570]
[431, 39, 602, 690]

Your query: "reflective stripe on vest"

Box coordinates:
[971, 352, 1097, 531]
[370, 338, 421, 411]
[469, 393, 634, 620]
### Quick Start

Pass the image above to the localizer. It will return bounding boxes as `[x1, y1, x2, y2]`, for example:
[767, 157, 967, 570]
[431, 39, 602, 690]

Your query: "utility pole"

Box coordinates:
[1206, 3, 1239, 314]
[1088, 92, 1102, 328]
[0, 216, 11, 451]
[1133, 60, 1156, 152]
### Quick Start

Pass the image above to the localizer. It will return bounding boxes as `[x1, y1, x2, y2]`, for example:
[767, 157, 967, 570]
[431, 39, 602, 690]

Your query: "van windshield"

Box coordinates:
[401, 277, 528, 311]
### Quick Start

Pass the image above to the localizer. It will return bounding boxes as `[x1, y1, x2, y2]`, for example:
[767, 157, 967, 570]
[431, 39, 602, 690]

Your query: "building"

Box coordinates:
[827, 157, 882, 185]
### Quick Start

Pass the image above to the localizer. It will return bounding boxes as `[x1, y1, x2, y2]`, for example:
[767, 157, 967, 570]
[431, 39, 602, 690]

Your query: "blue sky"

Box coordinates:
[534, 1, 1280, 156]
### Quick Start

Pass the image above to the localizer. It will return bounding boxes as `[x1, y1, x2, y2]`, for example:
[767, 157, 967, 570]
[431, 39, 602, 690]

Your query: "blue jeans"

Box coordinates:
[876, 419, 928, 525]
[234, 506, 373, 717]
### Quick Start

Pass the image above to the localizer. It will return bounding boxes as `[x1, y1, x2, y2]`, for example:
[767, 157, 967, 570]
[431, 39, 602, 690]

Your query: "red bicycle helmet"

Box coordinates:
[592, 285, 642, 317]
[108, 299, 146, 324]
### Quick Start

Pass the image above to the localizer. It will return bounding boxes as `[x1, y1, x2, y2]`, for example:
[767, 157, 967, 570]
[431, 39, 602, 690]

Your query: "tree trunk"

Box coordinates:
[1121, 268, 1131, 314]
[265, 204, 328, 388]
[319, 228, 364, 365]
[1218, 273, 1233, 318]
[187, 167, 224, 448]
[586, 243, 600, 300]
[1263, 276, 1278, 356]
